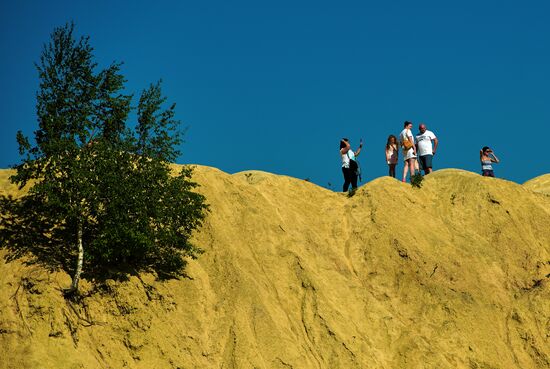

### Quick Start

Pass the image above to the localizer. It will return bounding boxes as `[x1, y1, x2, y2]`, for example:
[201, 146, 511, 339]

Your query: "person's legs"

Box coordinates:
[389, 164, 396, 178]
[342, 167, 351, 191]
[402, 160, 409, 182]
[409, 158, 417, 179]
[420, 155, 433, 174]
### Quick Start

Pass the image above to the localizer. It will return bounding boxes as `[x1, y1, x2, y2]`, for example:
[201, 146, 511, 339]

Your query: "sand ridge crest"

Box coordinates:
[524, 174, 550, 195]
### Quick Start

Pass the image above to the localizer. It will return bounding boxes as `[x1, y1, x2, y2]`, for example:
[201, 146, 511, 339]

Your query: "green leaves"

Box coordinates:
[33, 22, 131, 158]
[136, 81, 182, 162]
[1, 23, 208, 290]
[410, 173, 424, 188]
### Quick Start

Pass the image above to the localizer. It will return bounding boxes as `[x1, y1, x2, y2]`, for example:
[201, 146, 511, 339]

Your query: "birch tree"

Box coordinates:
[1, 23, 208, 295]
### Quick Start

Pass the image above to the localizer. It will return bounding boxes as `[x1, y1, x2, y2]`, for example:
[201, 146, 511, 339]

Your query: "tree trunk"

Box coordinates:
[66, 220, 84, 295]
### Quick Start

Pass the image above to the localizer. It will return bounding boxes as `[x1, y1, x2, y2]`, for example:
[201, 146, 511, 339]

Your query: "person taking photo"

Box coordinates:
[340, 138, 362, 192]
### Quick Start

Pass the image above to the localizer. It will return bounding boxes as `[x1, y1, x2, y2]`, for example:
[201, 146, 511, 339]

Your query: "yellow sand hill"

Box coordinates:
[524, 174, 550, 195]
[1, 167, 549, 369]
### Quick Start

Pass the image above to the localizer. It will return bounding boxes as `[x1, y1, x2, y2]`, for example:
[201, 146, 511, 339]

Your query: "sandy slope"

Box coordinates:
[0, 167, 549, 369]
[524, 174, 550, 195]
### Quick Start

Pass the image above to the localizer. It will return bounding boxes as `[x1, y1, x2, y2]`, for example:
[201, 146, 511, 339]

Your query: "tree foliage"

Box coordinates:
[0, 23, 208, 294]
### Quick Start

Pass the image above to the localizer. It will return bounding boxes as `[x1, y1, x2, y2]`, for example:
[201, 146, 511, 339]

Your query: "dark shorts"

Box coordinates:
[419, 154, 433, 169]
[482, 170, 495, 177]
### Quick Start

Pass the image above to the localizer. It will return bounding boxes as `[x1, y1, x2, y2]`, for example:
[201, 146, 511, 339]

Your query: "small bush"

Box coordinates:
[411, 173, 424, 188]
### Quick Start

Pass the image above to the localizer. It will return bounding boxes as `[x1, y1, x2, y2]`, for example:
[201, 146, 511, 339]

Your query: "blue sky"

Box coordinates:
[1, 1, 548, 189]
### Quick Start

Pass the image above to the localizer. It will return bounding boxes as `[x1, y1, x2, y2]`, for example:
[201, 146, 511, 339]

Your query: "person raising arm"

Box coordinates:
[480, 146, 499, 177]
[340, 138, 363, 192]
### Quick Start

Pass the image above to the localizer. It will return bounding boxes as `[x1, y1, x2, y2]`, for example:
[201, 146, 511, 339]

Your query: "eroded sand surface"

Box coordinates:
[1, 167, 549, 369]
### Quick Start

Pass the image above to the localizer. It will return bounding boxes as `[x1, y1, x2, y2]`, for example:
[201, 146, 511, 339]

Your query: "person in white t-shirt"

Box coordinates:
[415, 123, 438, 175]
[399, 121, 417, 183]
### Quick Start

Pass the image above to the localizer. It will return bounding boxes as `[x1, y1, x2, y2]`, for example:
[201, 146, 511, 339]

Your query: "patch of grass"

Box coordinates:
[411, 173, 424, 188]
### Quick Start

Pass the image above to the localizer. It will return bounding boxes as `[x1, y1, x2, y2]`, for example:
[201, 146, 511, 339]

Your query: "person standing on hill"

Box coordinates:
[399, 121, 417, 182]
[385, 135, 399, 178]
[340, 138, 362, 192]
[415, 123, 438, 175]
[480, 146, 500, 177]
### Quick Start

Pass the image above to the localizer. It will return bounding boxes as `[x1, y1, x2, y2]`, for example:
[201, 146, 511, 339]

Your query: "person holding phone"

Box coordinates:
[340, 138, 363, 192]
[480, 146, 500, 177]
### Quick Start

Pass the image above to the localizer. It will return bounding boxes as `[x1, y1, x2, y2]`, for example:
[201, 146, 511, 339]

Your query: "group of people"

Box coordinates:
[339, 121, 500, 192]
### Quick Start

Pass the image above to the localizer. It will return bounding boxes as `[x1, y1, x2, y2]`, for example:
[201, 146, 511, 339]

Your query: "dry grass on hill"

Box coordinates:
[0, 167, 549, 369]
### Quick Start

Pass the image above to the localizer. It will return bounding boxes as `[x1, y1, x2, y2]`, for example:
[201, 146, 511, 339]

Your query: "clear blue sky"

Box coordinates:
[1, 0, 548, 189]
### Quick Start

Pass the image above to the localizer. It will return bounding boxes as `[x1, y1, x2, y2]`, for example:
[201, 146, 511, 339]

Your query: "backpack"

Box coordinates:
[347, 153, 362, 181]
[354, 159, 362, 182]
[349, 157, 358, 172]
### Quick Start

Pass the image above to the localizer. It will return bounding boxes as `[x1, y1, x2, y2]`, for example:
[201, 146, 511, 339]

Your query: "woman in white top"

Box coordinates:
[340, 138, 362, 192]
[399, 121, 417, 182]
